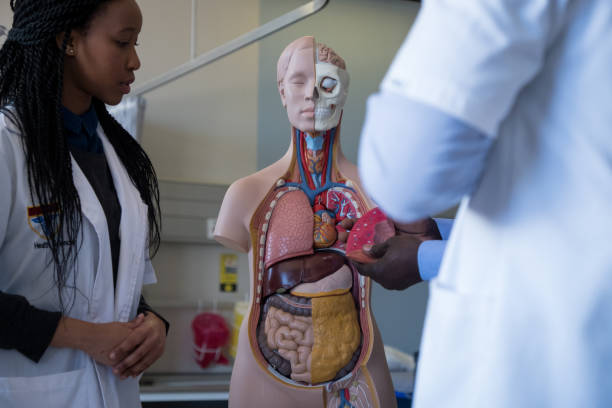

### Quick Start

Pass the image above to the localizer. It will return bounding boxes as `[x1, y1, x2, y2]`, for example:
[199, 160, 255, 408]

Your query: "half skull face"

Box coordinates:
[314, 62, 349, 131]
[278, 38, 349, 134]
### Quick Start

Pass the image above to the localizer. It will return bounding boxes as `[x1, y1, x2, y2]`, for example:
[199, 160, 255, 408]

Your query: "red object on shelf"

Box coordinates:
[191, 312, 230, 368]
[345, 208, 395, 264]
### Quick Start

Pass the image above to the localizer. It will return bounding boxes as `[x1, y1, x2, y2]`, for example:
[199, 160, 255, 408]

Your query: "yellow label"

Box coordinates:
[219, 253, 238, 292]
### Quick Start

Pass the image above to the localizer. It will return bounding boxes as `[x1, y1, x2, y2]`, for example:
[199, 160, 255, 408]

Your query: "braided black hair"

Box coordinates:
[0, 0, 161, 312]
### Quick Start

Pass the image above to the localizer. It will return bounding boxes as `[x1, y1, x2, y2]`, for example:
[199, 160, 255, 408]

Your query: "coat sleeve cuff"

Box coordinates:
[137, 295, 169, 334]
[0, 290, 62, 363]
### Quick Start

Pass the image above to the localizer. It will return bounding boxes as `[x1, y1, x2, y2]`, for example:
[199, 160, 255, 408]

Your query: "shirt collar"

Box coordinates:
[61, 104, 99, 138]
[62, 104, 103, 154]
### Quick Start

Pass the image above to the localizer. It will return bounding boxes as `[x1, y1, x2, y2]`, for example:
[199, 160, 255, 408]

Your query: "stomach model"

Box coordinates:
[247, 171, 375, 388]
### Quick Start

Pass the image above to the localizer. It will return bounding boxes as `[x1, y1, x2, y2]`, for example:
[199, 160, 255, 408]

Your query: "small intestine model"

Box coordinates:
[214, 36, 396, 408]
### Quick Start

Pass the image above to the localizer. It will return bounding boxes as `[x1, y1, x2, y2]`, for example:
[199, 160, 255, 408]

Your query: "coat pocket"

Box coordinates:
[0, 368, 91, 408]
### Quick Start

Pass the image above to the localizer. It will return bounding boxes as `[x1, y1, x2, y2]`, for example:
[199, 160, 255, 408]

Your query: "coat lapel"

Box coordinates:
[98, 127, 148, 322]
[70, 155, 113, 318]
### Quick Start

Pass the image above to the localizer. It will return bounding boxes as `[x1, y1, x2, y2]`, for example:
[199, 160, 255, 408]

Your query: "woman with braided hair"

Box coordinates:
[0, 1, 168, 406]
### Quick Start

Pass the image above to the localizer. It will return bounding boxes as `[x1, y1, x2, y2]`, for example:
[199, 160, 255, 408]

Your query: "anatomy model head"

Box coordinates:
[277, 36, 349, 134]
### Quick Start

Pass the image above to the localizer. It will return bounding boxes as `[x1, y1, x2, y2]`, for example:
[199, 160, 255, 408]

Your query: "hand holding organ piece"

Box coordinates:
[345, 208, 395, 264]
[348, 208, 443, 291]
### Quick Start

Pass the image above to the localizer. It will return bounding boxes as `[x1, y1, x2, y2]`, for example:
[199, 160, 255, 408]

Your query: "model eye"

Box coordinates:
[320, 77, 337, 93]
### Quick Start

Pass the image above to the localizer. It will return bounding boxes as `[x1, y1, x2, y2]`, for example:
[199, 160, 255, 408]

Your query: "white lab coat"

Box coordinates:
[372, 0, 612, 407]
[0, 111, 157, 407]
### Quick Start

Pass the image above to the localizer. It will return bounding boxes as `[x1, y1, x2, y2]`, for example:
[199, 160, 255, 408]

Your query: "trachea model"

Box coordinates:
[215, 36, 395, 408]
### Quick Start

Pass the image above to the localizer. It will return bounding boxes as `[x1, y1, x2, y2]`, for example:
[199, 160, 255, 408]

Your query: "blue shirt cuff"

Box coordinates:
[418, 239, 447, 281]
[433, 218, 453, 240]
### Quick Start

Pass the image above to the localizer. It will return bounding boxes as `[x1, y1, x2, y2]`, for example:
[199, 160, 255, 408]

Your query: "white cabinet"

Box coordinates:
[159, 180, 228, 244]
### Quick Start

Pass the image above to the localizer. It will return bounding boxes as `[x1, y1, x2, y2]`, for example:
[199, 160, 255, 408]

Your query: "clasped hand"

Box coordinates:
[84, 313, 166, 379]
[110, 312, 166, 379]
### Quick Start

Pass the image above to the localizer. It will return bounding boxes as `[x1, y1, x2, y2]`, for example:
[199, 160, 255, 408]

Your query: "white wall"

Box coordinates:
[0, 2, 11, 46]
[136, 0, 260, 185]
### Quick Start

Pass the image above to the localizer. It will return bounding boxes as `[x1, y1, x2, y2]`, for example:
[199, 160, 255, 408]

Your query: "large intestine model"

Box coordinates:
[214, 36, 396, 408]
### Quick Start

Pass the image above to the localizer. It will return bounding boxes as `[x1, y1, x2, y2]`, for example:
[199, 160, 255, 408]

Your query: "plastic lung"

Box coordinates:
[264, 190, 314, 269]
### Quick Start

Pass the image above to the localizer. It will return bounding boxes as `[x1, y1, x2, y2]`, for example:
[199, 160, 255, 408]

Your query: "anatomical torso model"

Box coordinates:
[214, 36, 396, 408]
